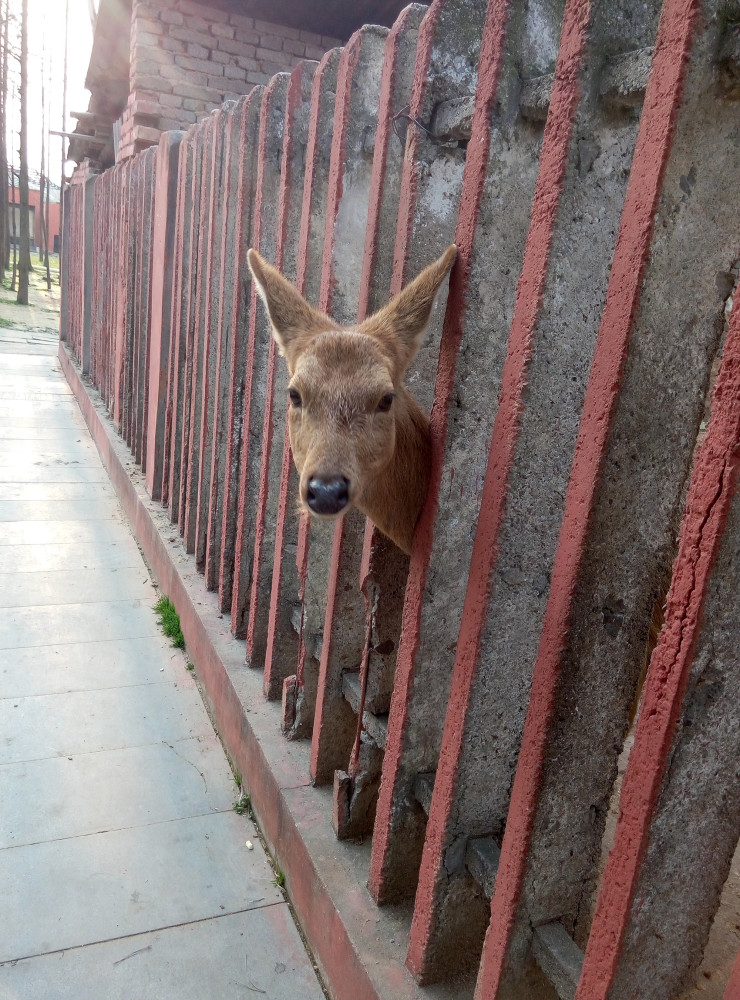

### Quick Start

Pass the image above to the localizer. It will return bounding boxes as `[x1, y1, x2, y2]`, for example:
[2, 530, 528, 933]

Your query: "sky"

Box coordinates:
[8, 0, 94, 187]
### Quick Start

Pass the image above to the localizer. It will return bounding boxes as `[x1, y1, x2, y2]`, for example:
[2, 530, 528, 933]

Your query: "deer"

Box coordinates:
[246, 244, 457, 555]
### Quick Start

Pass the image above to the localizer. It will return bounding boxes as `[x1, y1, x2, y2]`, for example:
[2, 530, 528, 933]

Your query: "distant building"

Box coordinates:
[7, 175, 61, 253]
[69, 0, 409, 170]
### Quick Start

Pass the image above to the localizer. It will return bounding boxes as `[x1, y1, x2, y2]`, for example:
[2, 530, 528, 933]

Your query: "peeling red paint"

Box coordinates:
[576, 268, 740, 997]
[725, 949, 740, 1000]
[263, 47, 339, 697]
[231, 80, 283, 636]
[474, 1, 700, 996]
[406, 0, 590, 980]
[218, 88, 263, 613]
[247, 64, 306, 667]
[368, 0, 513, 908]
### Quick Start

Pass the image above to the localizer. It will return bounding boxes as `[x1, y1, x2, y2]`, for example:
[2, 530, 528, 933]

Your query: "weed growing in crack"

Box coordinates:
[154, 595, 185, 649]
[234, 792, 250, 816]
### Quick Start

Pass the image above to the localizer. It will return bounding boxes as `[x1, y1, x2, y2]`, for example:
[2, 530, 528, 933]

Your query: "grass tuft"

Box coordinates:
[154, 595, 185, 649]
[233, 792, 250, 815]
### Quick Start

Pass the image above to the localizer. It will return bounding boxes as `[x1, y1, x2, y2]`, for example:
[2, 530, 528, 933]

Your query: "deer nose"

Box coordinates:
[306, 476, 350, 515]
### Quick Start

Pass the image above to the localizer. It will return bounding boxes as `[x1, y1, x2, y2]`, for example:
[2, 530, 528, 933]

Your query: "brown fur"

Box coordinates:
[247, 245, 457, 554]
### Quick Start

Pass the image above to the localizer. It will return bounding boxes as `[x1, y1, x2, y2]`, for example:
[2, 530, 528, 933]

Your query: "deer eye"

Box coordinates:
[288, 388, 302, 408]
[376, 393, 394, 413]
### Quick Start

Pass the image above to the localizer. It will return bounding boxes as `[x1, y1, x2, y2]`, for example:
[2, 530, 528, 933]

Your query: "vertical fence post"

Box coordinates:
[146, 131, 183, 500]
[81, 175, 96, 375]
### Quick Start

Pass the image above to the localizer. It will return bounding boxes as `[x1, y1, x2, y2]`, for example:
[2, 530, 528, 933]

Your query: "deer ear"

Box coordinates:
[359, 244, 457, 375]
[247, 249, 335, 371]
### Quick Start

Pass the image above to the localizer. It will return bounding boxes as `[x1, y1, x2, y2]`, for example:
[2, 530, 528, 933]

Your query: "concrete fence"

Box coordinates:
[61, 1, 740, 997]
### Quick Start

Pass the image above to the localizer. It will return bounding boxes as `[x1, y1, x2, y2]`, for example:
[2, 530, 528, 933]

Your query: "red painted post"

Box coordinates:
[261, 48, 342, 699]
[474, 1, 700, 996]
[576, 269, 740, 997]
[195, 109, 230, 573]
[136, 149, 156, 469]
[176, 121, 207, 536]
[230, 73, 290, 639]
[726, 950, 740, 1000]
[162, 135, 189, 510]
[279, 25, 389, 743]
[404, 0, 592, 979]
[366, 0, 496, 902]
[246, 60, 318, 679]
[216, 87, 264, 613]
[146, 130, 184, 501]
[184, 111, 219, 555]
[204, 99, 244, 592]
[308, 10, 423, 783]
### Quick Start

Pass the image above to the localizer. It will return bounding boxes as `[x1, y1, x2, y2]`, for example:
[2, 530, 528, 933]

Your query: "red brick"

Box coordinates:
[211, 22, 234, 39]
[257, 32, 284, 53]
[134, 73, 174, 94]
[236, 55, 259, 72]
[298, 28, 325, 46]
[172, 80, 222, 102]
[132, 30, 162, 47]
[217, 36, 255, 57]
[159, 10, 183, 25]
[229, 14, 254, 30]
[161, 37, 185, 53]
[282, 38, 305, 58]
[177, 0, 228, 21]
[174, 54, 220, 75]
[254, 18, 286, 34]
[186, 41, 210, 59]
[223, 64, 247, 80]
[170, 25, 209, 46]
[304, 43, 327, 61]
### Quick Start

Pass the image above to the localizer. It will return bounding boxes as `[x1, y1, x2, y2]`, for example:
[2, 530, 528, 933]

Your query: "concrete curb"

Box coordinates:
[59, 342, 471, 1000]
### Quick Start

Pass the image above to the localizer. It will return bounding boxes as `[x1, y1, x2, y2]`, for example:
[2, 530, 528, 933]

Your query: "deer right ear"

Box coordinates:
[247, 249, 335, 371]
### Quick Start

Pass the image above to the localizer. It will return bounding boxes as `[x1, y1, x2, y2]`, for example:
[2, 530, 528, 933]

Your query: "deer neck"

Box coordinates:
[358, 387, 431, 555]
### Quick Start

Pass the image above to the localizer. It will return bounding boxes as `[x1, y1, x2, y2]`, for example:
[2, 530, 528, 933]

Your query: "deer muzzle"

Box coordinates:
[306, 476, 350, 516]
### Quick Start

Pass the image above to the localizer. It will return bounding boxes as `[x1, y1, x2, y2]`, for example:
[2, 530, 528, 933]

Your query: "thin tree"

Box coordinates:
[10, 163, 16, 291]
[0, 0, 9, 276]
[39, 23, 50, 288]
[16, 0, 27, 304]
[58, 0, 69, 285]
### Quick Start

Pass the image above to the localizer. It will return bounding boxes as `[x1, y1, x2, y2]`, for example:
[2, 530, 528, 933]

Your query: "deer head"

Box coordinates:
[247, 245, 457, 554]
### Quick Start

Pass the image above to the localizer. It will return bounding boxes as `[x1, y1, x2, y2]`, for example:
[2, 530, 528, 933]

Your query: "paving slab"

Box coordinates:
[0, 566, 156, 607]
[0, 680, 214, 764]
[0, 812, 282, 962]
[1, 635, 187, 697]
[0, 736, 235, 849]
[0, 538, 143, 573]
[0, 329, 324, 998]
[0, 907, 323, 1000]
[0, 497, 124, 521]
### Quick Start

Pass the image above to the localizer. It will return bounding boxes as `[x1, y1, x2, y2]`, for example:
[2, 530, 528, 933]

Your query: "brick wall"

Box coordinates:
[117, 0, 340, 160]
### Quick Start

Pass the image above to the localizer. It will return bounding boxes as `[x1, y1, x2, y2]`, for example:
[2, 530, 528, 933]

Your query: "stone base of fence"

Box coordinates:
[59, 342, 475, 1000]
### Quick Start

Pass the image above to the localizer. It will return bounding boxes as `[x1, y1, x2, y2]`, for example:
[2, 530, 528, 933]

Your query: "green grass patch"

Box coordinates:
[233, 792, 250, 815]
[154, 595, 185, 649]
[0, 316, 16, 328]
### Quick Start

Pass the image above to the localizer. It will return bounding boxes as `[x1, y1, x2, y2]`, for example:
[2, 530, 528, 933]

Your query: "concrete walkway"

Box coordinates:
[0, 321, 325, 998]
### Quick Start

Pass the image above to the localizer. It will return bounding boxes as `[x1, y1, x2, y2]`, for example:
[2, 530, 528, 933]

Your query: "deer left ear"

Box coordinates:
[247, 249, 335, 372]
[359, 244, 457, 375]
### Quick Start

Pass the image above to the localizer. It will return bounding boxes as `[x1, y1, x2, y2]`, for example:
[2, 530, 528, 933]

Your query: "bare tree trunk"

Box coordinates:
[16, 0, 27, 304]
[0, 0, 10, 276]
[40, 31, 50, 290]
[58, 0, 69, 286]
[11, 165, 17, 291]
